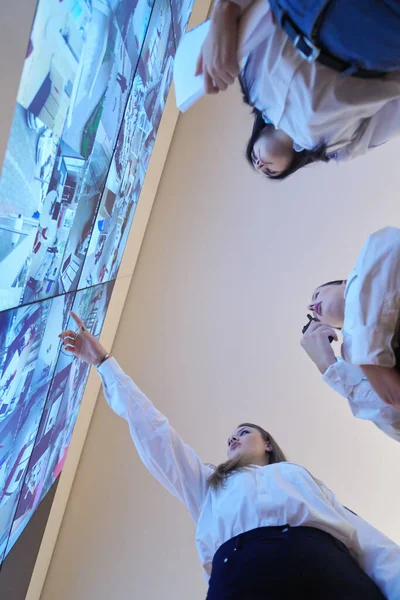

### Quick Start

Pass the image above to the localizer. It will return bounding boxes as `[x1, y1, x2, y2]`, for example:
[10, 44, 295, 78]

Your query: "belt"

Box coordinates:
[281, 13, 385, 79]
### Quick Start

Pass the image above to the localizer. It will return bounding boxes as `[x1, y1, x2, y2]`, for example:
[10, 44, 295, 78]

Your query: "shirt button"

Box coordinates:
[224, 558, 228, 563]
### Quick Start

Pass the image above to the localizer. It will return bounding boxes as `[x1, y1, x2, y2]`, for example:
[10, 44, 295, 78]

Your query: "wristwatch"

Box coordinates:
[94, 352, 110, 369]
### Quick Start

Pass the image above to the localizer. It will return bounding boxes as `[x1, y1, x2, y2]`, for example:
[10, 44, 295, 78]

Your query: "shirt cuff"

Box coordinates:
[323, 358, 364, 397]
[343, 326, 396, 367]
[97, 356, 123, 382]
[96, 356, 139, 419]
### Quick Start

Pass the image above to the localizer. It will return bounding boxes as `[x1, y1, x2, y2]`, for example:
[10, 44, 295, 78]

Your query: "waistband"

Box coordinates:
[213, 525, 348, 562]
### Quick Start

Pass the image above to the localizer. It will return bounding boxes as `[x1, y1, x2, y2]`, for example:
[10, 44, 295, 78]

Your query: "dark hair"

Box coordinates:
[239, 75, 330, 181]
[207, 423, 287, 491]
[318, 280, 345, 288]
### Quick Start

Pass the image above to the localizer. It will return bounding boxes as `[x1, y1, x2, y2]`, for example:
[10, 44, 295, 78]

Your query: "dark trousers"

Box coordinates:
[206, 525, 386, 599]
[269, 0, 400, 73]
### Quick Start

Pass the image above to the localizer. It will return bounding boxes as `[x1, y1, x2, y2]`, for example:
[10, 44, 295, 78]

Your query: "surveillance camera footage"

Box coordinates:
[0, 0, 194, 565]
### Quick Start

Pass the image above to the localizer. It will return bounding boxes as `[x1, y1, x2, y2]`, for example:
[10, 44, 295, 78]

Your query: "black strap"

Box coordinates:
[309, 0, 334, 45]
[280, 13, 385, 79]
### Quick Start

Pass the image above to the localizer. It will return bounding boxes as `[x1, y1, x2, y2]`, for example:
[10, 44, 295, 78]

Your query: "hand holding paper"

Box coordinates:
[194, 0, 241, 95]
[174, 0, 273, 112]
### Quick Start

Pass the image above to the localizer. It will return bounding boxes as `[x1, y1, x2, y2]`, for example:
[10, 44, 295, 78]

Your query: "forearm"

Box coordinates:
[323, 484, 400, 600]
[98, 357, 172, 446]
[323, 359, 365, 398]
[214, 0, 254, 14]
[323, 359, 389, 419]
[97, 357, 210, 518]
[360, 364, 400, 409]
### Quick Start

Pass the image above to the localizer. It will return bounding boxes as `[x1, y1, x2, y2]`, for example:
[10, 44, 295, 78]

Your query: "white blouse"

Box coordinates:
[321, 227, 400, 442]
[324, 358, 400, 442]
[231, 0, 400, 159]
[98, 357, 400, 596]
[342, 227, 400, 367]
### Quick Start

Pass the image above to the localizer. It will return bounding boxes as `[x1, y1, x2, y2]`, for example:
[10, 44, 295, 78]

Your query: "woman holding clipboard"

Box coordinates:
[191, 0, 400, 180]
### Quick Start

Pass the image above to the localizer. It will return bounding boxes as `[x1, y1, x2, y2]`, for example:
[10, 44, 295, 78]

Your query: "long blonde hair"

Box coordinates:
[207, 423, 287, 490]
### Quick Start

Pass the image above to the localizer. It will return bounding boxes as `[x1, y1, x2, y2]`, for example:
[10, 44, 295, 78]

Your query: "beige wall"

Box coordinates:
[40, 83, 400, 599]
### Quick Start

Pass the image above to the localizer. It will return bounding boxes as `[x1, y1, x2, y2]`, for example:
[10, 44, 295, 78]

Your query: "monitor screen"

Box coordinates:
[0, 0, 195, 566]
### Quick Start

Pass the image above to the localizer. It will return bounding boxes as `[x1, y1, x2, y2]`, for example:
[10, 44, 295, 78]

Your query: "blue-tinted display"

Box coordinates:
[0, 0, 194, 564]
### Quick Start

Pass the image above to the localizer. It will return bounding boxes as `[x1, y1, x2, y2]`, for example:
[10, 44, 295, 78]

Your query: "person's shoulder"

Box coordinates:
[366, 226, 400, 245]
[204, 463, 217, 473]
[365, 226, 400, 249]
[357, 226, 400, 270]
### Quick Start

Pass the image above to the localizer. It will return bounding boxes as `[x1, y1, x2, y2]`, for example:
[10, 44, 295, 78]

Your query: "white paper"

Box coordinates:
[173, 21, 210, 113]
[173, 0, 272, 113]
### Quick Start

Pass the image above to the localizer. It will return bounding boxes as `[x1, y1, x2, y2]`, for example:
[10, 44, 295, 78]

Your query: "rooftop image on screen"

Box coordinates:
[2, 281, 114, 561]
[80, 0, 176, 287]
[170, 0, 195, 47]
[0, 292, 75, 562]
[0, 0, 194, 567]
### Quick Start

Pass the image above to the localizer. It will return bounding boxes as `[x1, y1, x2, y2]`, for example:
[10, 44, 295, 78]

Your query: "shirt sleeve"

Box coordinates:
[323, 359, 400, 441]
[97, 357, 212, 522]
[318, 483, 400, 599]
[342, 227, 400, 367]
[323, 358, 365, 398]
[341, 96, 400, 160]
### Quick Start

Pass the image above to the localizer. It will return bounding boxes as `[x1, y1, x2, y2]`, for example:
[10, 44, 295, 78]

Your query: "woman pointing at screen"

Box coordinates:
[58, 311, 400, 598]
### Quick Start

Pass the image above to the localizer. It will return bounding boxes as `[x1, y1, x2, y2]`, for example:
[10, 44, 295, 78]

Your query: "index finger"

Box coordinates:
[226, 61, 240, 79]
[310, 322, 338, 340]
[195, 52, 203, 76]
[204, 72, 219, 95]
[70, 311, 84, 328]
[307, 320, 334, 335]
[306, 320, 323, 332]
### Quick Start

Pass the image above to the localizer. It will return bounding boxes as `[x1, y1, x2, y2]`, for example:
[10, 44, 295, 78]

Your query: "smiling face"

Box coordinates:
[227, 425, 272, 467]
[308, 281, 346, 328]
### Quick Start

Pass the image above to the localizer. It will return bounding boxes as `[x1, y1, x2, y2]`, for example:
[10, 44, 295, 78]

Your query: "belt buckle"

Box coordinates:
[294, 34, 320, 63]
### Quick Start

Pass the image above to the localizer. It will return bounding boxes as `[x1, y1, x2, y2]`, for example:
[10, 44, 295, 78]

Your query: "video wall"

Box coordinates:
[0, 0, 194, 565]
